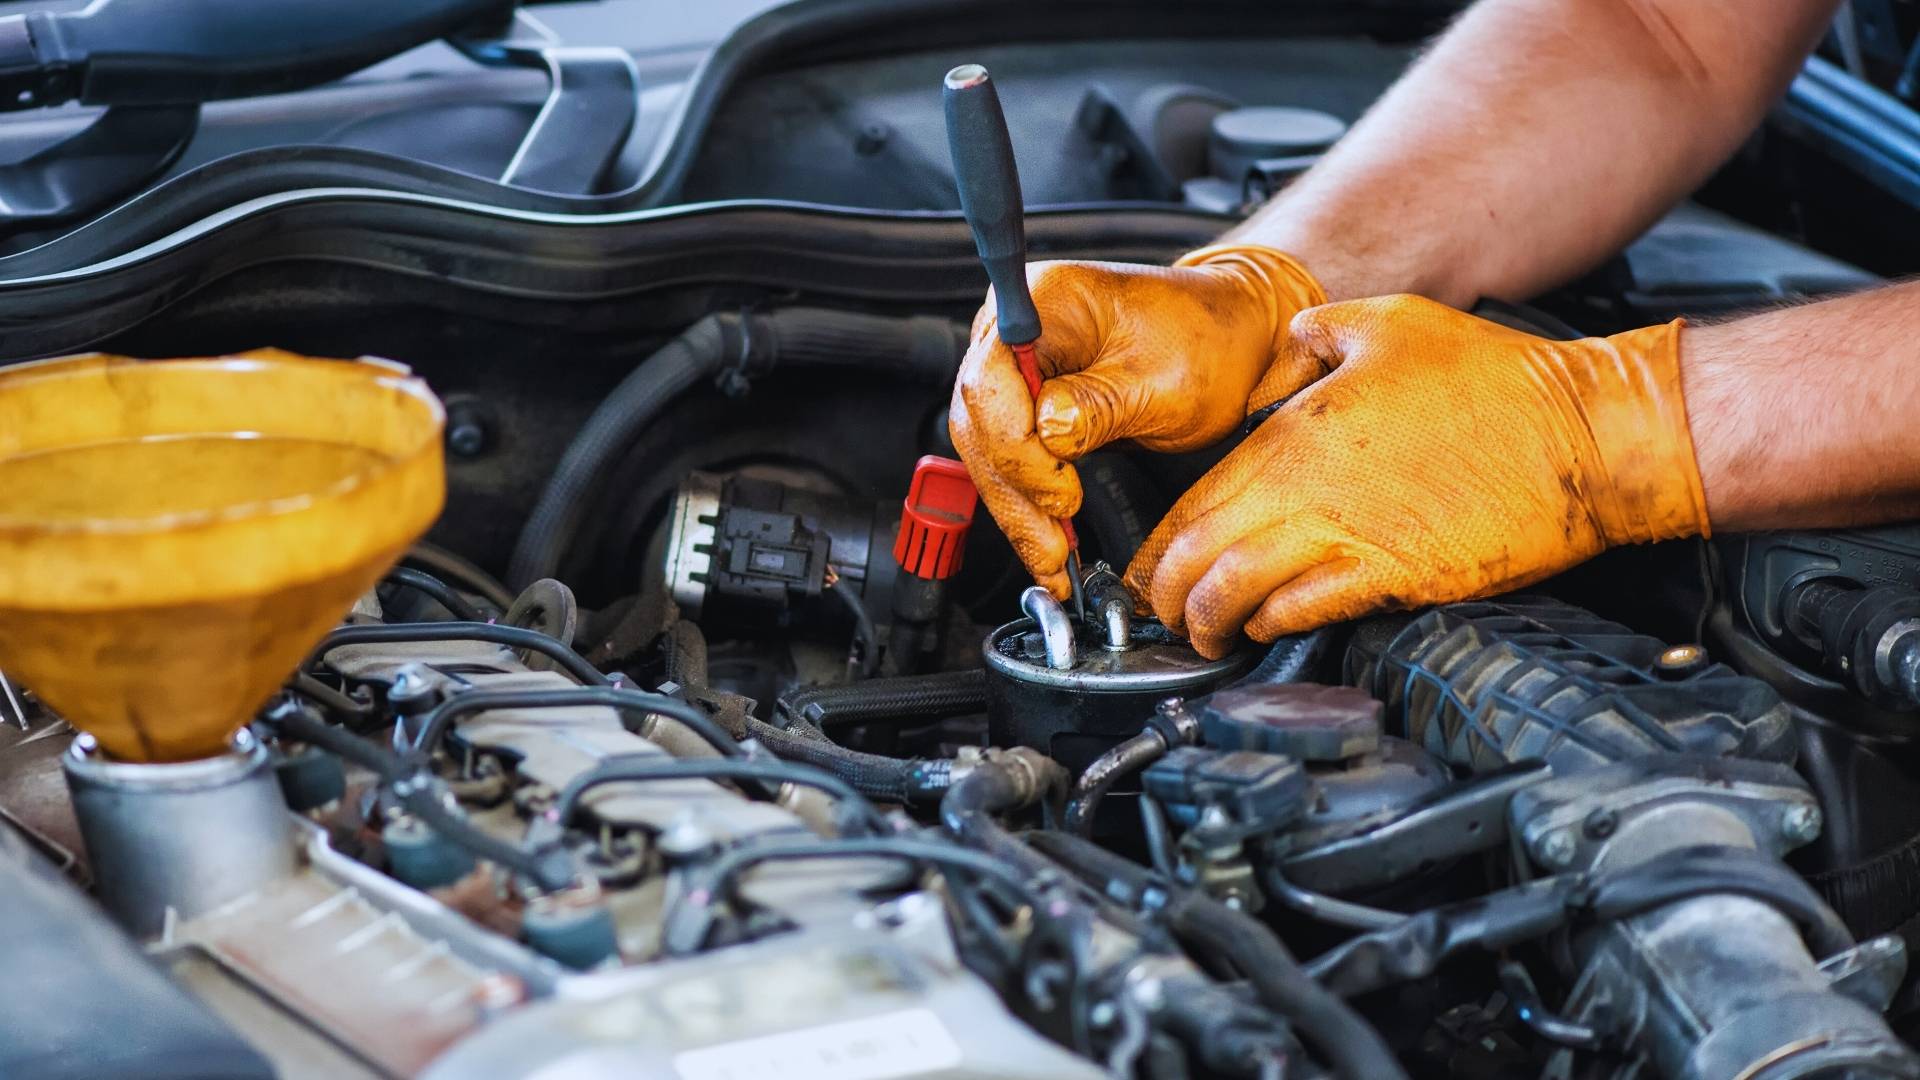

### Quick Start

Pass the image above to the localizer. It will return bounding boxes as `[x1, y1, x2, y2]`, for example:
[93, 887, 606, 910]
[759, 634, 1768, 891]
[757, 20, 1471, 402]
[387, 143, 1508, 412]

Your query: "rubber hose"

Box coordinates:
[1023, 830, 1404, 1080]
[1063, 729, 1167, 836]
[263, 704, 574, 891]
[1072, 451, 1160, 570]
[508, 308, 963, 589]
[939, 757, 1063, 884]
[1241, 626, 1336, 685]
[746, 718, 952, 804]
[662, 619, 711, 691]
[383, 566, 485, 622]
[549, 755, 886, 836]
[1169, 896, 1410, 1080]
[776, 669, 988, 729]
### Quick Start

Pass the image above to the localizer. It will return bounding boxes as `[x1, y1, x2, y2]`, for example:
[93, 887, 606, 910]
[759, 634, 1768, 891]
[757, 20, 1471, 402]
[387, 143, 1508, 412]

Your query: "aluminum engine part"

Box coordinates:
[323, 640, 813, 846]
[420, 892, 1105, 1080]
[1348, 596, 1918, 1079]
[161, 817, 565, 1077]
[64, 728, 297, 938]
[136, 620, 1027, 1075]
[1512, 753, 1917, 1079]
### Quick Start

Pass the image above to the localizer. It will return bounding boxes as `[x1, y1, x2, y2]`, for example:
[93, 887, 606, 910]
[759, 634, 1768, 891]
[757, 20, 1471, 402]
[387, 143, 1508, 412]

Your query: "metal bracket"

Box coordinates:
[1511, 753, 1818, 873]
[453, 14, 639, 195]
[1280, 760, 1551, 894]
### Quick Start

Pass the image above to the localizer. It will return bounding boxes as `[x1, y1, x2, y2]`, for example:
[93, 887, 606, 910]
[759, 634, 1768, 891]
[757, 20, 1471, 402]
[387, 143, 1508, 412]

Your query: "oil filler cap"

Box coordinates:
[894, 455, 977, 580]
[1198, 683, 1382, 762]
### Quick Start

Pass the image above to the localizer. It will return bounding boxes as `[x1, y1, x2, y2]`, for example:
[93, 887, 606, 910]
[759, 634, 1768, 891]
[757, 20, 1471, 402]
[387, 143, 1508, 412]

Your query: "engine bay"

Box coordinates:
[2, 4, 1920, 1079]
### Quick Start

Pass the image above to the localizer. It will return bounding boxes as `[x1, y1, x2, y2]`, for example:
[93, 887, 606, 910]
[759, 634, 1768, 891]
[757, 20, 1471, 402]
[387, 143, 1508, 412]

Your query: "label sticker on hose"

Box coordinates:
[673, 1008, 962, 1080]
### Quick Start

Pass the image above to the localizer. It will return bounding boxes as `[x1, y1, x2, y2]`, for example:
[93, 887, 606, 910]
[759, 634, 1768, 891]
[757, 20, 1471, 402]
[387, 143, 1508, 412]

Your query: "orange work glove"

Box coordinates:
[1124, 295, 1711, 659]
[948, 244, 1326, 598]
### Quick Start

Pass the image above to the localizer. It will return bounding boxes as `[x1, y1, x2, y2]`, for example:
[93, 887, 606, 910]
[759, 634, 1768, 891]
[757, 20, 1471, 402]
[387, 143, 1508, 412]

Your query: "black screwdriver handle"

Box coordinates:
[943, 63, 1042, 347]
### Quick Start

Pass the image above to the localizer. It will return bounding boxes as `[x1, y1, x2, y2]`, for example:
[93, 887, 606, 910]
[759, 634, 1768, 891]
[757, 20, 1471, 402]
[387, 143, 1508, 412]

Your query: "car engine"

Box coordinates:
[1, 2, 1919, 1079]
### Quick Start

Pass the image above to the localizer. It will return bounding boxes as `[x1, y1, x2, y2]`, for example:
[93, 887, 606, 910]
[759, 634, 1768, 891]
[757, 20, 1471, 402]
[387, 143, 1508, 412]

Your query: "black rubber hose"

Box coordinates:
[661, 836, 1040, 957]
[262, 703, 574, 891]
[828, 580, 880, 680]
[316, 622, 607, 686]
[1303, 877, 1582, 997]
[404, 541, 515, 611]
[1024, 830, 1405, 1080]
[1167, 897, 1411, 1080]
[549, 755, 886, 836]
[507, 307, 963, 589]
[1302, 846, 1855, 998]
[1261, 863, 1404, 931]
[941, 758, 1023, 847]
[776, 669, 988, 729]
[411, 687, 743, 760]
[382, 566, 485, 622]
[290, 672, 376, 723]
[938, 755, 1064, 885]
[745, 718, 952, 803]
[1240, 626, 1336, 685]
[1585, 844, 1854, 959]
[1063, 729, 1167, 837]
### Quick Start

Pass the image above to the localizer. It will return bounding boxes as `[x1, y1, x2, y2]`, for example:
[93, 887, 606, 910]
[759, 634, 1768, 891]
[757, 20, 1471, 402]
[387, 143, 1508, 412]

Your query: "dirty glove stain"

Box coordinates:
[948, 244, 1324, 598]
[1121, 296, 1709, 658]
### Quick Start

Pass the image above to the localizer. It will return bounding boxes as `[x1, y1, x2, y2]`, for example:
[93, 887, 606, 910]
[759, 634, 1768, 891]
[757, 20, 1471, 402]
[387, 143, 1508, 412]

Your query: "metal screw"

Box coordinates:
[1582, 808, 1618, 840]
[1782, 804, 1823, 844]
[657, 814, 719, 863]
[445, 402, 491, 458]
[389, 664, 434, 704]
[1656, 644, 1707, 679]
[472, 973, 526, 1013]
[854, 121, 892, 156]
[1536, 829, 1577, 869]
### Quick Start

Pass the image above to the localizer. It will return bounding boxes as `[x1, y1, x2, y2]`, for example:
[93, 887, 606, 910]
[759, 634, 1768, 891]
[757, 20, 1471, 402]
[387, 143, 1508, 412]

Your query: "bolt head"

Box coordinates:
[1582, 808, 1618, 840]
[447, 423, 486, 457]
[1537, 829, 1577, 868]
[1658, 644, 1705, 670]
[1782, 804, 1823, 844]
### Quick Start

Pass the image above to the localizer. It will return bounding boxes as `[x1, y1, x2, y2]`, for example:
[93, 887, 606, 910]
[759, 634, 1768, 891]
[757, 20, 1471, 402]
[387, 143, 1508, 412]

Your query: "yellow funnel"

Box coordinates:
[0, 350, 444, 762]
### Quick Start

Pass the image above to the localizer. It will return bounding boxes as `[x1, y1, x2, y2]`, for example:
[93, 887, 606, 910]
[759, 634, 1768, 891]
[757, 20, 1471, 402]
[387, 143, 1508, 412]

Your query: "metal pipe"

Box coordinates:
[1020, 586, 1075, 671]
[1101, 597, 1132, 651]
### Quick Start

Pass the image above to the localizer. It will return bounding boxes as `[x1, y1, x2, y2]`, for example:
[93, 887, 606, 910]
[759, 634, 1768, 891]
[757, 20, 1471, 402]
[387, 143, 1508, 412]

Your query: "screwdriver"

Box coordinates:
[943, 62, 1087, 623]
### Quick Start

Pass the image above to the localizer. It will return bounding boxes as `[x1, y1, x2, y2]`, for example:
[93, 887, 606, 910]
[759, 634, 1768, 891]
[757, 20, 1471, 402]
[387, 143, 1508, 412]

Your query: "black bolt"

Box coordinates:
[445, 402, 490, 458]
[1583, 808, 1618, 840]
[854, 121, 891, 156]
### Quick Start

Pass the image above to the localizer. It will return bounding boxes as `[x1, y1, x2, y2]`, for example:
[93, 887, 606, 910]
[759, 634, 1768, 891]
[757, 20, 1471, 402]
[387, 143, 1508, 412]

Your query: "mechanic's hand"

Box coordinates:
[949, 244, 1326, 597]
[1123, 296, 1711, 658]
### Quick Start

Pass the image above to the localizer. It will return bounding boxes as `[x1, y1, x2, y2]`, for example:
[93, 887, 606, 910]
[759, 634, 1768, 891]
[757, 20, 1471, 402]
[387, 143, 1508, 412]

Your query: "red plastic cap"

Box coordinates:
[894, 455, 978, 580]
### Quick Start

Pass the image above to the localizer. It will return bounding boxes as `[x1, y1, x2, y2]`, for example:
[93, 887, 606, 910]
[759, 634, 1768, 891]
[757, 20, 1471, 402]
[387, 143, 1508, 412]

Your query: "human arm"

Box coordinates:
[1235, 0, 1842, 307]
[952, 0, 1841, 597]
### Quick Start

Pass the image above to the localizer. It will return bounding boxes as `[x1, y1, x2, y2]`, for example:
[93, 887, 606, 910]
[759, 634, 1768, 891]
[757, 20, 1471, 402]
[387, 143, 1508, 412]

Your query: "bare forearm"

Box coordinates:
[1229, 0, 1837, 306]
[1683, 280, 1920, 531]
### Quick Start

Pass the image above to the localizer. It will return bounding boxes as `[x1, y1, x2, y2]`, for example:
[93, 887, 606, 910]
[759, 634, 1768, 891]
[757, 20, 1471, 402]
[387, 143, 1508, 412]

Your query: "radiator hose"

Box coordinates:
[508, 308, 964, 589]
